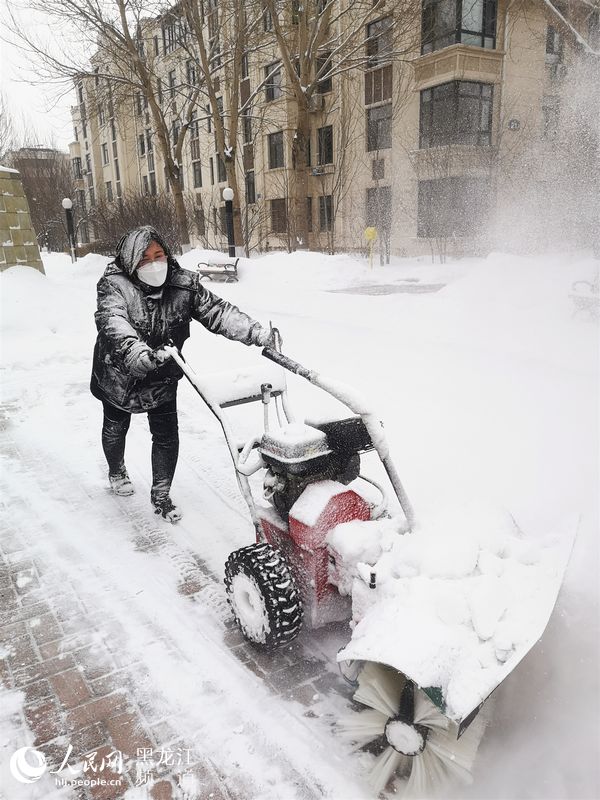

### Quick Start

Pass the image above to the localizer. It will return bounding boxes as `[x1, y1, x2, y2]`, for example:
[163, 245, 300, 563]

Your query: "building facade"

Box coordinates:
[69, 0, 599, 257]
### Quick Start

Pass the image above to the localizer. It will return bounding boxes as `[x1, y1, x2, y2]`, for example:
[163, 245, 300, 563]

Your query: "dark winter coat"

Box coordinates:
[91, 227, 266, 413]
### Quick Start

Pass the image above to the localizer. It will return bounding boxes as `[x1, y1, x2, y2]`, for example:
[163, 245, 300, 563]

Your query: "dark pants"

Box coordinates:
[102, 397, 179, 502]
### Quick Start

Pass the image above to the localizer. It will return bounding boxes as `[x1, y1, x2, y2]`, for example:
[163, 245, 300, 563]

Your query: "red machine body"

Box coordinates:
[258, 482, 371, 628]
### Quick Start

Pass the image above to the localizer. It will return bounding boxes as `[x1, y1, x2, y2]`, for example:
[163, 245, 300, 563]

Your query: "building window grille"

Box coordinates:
[193, 161, 202, 188]
[265, 63, 282, 101]
[366, 17, 393, 67]
[317, 125, 333, 164]
[245, 171, 256, 204]
[419, 80, 493, 148]
[271, 198, 287, 232]
[421, 0, 497, 54]
[417, 176, 489, 237]
[366, 103, 392, 151]
[268, 131, 284, 168]
[319, 195, 333, 231]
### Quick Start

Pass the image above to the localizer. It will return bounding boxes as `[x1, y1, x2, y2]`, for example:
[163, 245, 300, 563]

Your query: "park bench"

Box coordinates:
[197, 258, 239, 283]
[570, 277, 599, 320]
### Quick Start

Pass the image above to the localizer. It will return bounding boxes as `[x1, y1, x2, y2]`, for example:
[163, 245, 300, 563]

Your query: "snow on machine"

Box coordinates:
[164, 335, 576, 797]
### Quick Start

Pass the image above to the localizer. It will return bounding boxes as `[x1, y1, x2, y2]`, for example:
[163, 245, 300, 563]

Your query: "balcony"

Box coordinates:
[413, 44, 504, 91]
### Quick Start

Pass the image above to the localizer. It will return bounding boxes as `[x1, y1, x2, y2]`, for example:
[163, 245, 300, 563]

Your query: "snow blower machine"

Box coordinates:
[164, 334, 576, 797]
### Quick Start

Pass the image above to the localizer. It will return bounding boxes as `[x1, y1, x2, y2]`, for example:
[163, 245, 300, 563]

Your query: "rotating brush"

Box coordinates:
[338, 661, 490, 797]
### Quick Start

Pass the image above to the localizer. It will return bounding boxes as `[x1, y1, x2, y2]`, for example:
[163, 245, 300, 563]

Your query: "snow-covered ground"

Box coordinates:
[1, 247, 598, 799]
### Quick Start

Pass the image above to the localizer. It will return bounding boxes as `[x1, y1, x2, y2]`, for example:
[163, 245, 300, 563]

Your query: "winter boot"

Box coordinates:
[152, 495, 182, 523]
[109, 468, 135, 496]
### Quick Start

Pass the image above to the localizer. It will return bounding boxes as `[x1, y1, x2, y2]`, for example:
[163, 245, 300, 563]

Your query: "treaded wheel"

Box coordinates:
[224, 542, 303, 649]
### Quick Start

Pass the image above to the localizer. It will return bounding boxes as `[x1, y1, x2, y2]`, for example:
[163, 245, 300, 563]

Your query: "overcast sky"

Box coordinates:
[1, 9, 75, 152]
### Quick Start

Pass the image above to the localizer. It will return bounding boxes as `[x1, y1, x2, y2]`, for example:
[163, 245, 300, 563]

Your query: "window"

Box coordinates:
[207, 105, 212, 133]
[77, 83, 84, 104]
[366, 17, 393, 67]
[263, 5, 273, 31]
[172, 122, 180, 147]
[265, 62, 282, 101]
[372, 159, 385, 180]
[187, 59, 198, 86]
[421, 0, 497, 54]
[88, 187, 95, 206]
[417, 176, 489, 237]
[216, 154, 227, 182]
[242, 108, 253, 144]
[98, 104, 106, 125]
[82, 120, 87, 140]
[163, 20, 177, 54]
[319, 195, 333, 231]
[191, 138, 201, 160]
[85, 153, 91, 173]
[142, 175, 149, 194]
[114, 159, 120, 181]
[112, 140, 118, 160]
[146, 130, 153, 153]
[210, 157, 214, 184]
[110, 120, 117, 142]
[542, 95, 559, 139]
[306, 197, 313, 232]
[545, 25, 563, 63]
[271, 198, 287, 233]
[154, 35, 159, 56]
[136, 92, 143, 116]
[367, 103, 392, 151]
[193, 161, 202, 188]
[196, 204, 206, 236]
[74, 126, 78, 142]
[419, 81, 493, 148]
[366, 186, 392, 232]
[365, 65, 393, 105]
[316, 53, 332, 93]
[245, 171, 256, 204]
[317, 125, 333, 164]
[149, 173, 156, 195]
[190, 113, 199, 140]
[268, 131, 284, 168]
[106, 181, 113, 202]
[147, 152, 154, 173]
[138, 134, 146, 157]
[241, 52, 249, 80]
[72, 158, 82, 179]
[589, 10, 600, 50]
[101, 143, 109, 165]
[168, 70, 177, 99]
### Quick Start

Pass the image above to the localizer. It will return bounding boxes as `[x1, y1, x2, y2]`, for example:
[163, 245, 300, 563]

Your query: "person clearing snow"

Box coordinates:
[90, 225, 275, 522]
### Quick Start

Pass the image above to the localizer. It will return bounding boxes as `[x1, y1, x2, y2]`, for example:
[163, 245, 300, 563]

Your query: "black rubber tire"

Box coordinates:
[224, 542, 303, 650]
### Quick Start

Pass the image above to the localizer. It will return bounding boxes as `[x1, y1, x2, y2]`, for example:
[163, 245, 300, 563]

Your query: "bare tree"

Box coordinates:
[263, 0, 421, 250]
[5, 0, 203, 249]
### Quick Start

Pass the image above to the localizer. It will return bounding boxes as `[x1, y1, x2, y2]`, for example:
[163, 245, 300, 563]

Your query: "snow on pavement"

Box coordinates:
[1, 248, 598, 800]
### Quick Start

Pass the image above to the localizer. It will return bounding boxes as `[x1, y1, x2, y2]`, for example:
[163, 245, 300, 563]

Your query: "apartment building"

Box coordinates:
[69, 0, 599, 256]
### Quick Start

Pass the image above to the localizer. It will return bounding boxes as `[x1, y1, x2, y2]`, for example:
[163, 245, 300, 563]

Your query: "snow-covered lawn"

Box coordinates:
[1, 248, 598, 799]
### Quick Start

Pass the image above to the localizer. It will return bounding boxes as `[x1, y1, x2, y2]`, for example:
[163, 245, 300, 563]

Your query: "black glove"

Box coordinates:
[124, 344, 156, 377]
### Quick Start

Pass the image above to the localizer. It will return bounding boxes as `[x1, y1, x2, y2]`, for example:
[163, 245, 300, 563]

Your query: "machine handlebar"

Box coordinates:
[261, 346, 314, 380]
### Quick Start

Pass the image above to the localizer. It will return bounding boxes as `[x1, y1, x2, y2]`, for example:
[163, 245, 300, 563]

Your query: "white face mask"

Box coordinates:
[137, 257, 168, 287]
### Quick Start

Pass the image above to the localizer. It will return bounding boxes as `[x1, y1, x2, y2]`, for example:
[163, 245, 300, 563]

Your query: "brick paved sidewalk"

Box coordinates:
[0, 452, 355, 800]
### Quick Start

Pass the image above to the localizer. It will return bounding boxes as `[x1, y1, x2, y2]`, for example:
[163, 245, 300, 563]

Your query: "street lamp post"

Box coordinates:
[61, 198, 77, 263]
[222, 187, 235, 258]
